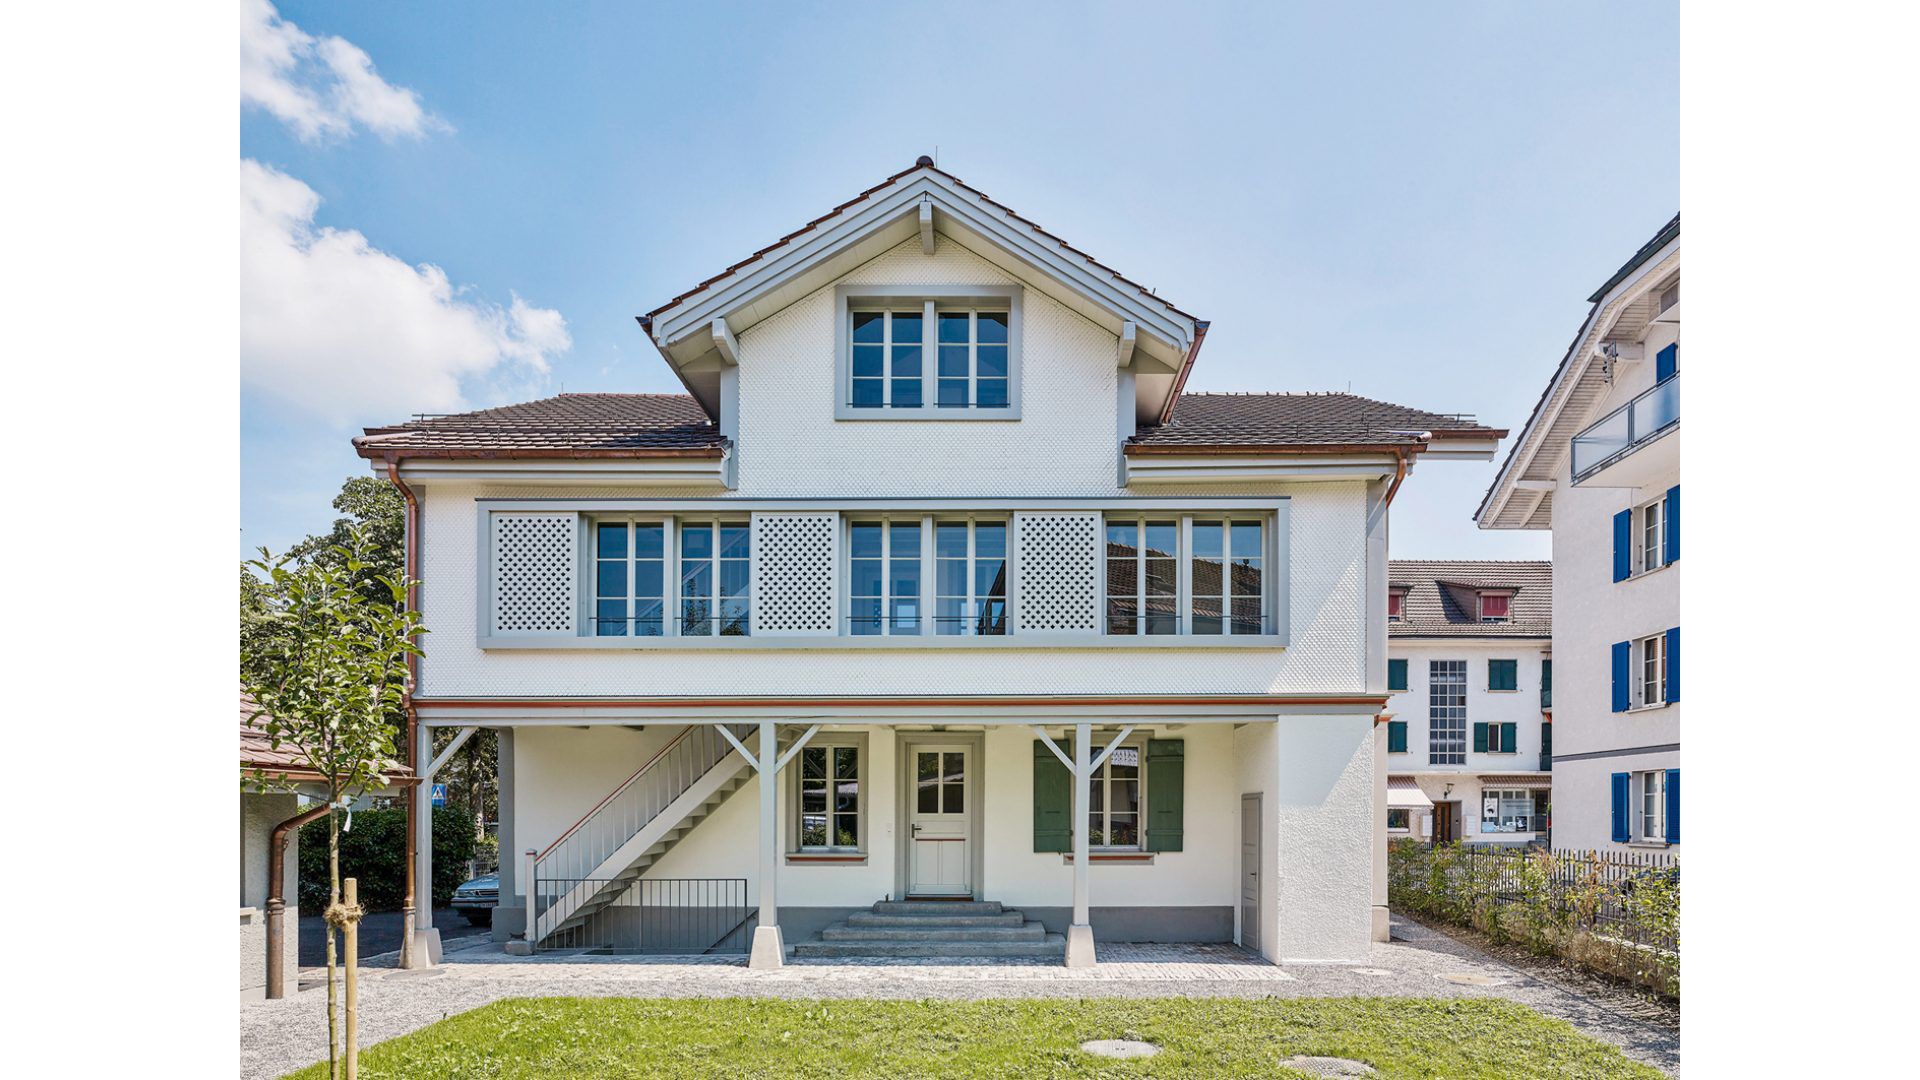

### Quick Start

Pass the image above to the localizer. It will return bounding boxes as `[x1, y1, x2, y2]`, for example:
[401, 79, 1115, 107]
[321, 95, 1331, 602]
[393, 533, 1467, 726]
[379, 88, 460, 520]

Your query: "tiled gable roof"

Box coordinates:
[354, 394, 726, 459]
[1388, 559, 1551, 638]
[1127, 392, 1504, 452]
[241, 690, 413, 785]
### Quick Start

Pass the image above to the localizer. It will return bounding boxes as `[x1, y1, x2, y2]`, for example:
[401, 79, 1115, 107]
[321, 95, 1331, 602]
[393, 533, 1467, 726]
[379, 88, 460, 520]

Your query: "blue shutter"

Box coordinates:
[1664, 769, 1680, 844]
[1665, 626, 1680, 703]
[1610, 773, 1631, 843]
[1664, 485, 1679, 563]
[1612, 509, 1631, 581]
[1611, 641, 1631, 712]
[1656, 343, 1678, 382]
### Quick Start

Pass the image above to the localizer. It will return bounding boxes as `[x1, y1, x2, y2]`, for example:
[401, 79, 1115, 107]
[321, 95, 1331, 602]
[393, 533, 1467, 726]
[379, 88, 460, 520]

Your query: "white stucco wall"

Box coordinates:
[240, 792, 299, 999]
[1548, 316, 1680, 854]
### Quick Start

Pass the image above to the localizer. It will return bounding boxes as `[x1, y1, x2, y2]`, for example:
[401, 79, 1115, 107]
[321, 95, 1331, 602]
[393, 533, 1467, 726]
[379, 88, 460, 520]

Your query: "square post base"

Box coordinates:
[748, 925, 785, 970]
[402, 928, 442, 969]
[1371, 905, 1390, 942]
[1065, 923, 1096, 968]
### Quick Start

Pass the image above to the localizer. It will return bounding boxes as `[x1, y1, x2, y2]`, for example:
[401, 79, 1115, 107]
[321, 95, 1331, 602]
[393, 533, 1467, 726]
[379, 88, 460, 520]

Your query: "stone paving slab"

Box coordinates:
[248, 916, 1678, 1080]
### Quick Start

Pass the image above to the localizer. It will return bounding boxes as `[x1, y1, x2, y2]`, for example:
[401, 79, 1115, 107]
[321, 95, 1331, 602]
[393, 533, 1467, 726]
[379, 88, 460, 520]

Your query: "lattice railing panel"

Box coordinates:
[1012, 511, 1100, 633]
[750, 512, 838, 636]
[491, 512, 578, 635]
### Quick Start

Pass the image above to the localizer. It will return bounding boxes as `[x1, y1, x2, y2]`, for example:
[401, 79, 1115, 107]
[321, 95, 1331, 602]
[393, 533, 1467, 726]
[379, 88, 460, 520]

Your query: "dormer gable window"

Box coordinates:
[835, 285, 1023, 419]
[1387, 588, 1408, 621]
[1477, 592, 1512, 623]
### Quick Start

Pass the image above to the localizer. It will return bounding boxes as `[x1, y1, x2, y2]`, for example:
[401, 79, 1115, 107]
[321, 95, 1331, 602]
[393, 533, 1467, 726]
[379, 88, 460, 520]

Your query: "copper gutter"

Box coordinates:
[1382, 446, 1414, 507]
[265, 802, 330, 999]
[384, 456, 423, 967]
[354, 445, 724, 462]
[1125, 440, 1426, 457]
[413, 693, 1390, 710]
[1156, 320, 1210, 425]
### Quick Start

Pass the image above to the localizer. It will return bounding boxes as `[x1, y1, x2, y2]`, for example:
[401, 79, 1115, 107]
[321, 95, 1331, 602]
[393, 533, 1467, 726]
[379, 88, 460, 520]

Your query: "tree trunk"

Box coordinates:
[326, 805, 340, 1080]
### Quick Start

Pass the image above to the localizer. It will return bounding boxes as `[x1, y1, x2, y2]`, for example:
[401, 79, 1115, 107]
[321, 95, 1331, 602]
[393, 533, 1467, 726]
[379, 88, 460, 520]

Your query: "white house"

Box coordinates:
[1384, 560, 1552, 848]
[1476, 215, 1679, 855]
[354, 157, 1504, 968]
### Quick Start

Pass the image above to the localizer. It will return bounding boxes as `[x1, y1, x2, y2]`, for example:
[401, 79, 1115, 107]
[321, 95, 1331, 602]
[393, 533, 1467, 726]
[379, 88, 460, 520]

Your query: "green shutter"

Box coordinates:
[1473, 723, 1489, 753]
[1501, 722, 1517, 753]
[1033, 739, 1072, 852]
[1541, 721, 1553, 762]
[1489, 659, 1517, 691]
[1145, 739, 1185, 852]
[1388, 658, 1408, 691]
[1387, 720, 1408, 754]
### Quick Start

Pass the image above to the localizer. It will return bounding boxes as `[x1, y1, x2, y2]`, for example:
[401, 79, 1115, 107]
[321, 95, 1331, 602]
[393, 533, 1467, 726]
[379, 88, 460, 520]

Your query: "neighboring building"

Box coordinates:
[1384, 560, 1552, 848]
[354, 158, 1504, 967]
[1476, 215, 1679, 855]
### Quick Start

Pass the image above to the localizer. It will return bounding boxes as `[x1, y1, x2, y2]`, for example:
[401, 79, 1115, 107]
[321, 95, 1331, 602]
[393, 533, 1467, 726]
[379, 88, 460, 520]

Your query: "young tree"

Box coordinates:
[242, 526, 422, 1080]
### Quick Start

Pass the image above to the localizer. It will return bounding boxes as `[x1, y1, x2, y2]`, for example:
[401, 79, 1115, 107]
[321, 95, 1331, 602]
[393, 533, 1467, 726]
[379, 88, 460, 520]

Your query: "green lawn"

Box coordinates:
[286, 997, 1664, 1079]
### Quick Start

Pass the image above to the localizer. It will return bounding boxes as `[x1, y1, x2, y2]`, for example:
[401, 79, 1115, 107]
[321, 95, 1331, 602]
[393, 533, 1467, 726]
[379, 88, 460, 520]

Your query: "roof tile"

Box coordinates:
[1388, 559, 1552, 638]
[354, 394, 726, 457]
[1128, 392, 1503, 451]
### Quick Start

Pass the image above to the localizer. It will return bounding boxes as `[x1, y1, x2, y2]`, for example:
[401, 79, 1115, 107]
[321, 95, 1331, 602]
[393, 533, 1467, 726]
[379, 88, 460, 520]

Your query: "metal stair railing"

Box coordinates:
[530, 723, 751, 934]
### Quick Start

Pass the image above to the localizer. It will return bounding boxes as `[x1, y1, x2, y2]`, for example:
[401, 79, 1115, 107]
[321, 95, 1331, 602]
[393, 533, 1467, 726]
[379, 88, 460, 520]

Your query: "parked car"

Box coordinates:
[451, 873, 499, 925]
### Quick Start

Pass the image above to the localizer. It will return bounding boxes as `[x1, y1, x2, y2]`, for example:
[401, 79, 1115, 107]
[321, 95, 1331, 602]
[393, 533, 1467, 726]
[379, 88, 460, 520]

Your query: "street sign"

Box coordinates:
[431, 783, 448, 807]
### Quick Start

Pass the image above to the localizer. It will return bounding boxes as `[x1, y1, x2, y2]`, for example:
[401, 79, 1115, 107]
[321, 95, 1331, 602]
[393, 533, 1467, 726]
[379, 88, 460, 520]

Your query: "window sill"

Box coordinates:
[481, 634, 1287, 651]
[785, 852, 868, 865]
[1625, 562, 1677, 584]
[1627, 702, 1671, 714]
[834, 407, 1023, 422]
[1061, 852, 1156, 864]
[1486, 689, 1518, 694]
[1628, 840, 1672, 850]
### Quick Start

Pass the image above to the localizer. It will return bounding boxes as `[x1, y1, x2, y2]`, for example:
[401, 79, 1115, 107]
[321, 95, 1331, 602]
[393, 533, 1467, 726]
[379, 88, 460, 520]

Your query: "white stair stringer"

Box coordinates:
[531, 729, 796, 944]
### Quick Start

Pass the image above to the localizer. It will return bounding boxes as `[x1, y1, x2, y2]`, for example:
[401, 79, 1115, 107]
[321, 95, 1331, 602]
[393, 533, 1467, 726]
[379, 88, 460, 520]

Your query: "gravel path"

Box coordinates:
[241, 915, 1678, 1079]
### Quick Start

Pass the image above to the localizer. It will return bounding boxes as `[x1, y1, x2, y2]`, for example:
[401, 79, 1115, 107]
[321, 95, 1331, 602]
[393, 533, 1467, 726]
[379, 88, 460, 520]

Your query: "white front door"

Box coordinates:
[909, 745, 971, 896]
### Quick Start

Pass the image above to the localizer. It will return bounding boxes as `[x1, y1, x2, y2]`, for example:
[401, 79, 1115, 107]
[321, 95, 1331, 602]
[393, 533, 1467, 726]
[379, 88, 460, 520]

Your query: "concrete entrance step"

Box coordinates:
[820, 923, 1047, 942]
[846, 911, 1027, 928]
[791, 933, 1067, 959]
[871, 900, 1002, 916]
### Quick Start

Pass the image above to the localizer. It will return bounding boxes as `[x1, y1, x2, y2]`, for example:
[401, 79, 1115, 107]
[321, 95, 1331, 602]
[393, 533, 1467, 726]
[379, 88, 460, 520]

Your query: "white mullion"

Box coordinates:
[965, 515, 978, 635]
[624, 519, 636, 637]
[881, 312, 893, 409]
[1178, 515, 1193, 637]
[1135, 521, 1148, 637]
[968, 309, 978, 408]
[923, 299, 936, 410]
[920, 515, 935, 637]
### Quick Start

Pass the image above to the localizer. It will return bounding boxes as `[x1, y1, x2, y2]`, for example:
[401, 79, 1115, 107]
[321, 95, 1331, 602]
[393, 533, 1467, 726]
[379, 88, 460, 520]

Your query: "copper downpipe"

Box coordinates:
[385, 457, 422, 966]
[265, 803, 330, 999]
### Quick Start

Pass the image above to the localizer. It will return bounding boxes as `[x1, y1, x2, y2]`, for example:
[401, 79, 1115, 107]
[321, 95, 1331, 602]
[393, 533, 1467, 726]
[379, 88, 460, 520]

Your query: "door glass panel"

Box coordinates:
[942, 751, 965, 812]
[916, 752, 939, 813]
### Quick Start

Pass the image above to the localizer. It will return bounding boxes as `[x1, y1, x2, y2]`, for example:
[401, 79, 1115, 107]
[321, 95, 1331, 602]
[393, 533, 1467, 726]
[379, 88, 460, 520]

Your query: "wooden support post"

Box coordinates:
[748, 720, 785, 969]
[1066, 721, 1096, 967]
[344, 877, 359, 1080]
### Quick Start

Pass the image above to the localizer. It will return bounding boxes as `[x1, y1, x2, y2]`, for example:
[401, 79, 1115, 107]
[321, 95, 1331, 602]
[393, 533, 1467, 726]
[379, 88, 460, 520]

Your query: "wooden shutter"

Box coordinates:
[1611, 641, 1631, 712]
[1473, 723, 1489, 753]
[1388, 658, 1408, 692]
[1540, 721, 1552, 761]
[1032, 739, 1072, 852]
[1656, 343, 1678, 382]
[1500, 722, 1517, 753]
[1613, 510, 1631, 582]
[1489, 660, 1516, 691]
[1664, 769, 1680, 844]
[1145, 739, 1185, 852]
[1387, 720, 1408, 754]
[1610, 773, 1631, 842]
[1664, 485, 1680, 563]
[1666, 626, 1680, 703]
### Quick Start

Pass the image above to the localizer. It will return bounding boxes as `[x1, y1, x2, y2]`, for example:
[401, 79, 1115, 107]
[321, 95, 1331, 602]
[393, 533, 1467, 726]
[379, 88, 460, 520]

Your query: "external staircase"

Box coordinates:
[528, 723, 796, 946]
[791, 900, 1067, 960]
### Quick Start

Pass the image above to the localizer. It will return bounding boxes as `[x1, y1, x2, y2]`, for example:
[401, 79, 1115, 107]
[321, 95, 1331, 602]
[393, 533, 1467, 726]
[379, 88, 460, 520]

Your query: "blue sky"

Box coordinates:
[241, 0, 1676, 559]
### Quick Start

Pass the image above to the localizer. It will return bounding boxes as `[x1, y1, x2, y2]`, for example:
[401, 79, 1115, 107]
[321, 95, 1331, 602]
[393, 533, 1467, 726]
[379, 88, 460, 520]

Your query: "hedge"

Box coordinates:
[297, 805, 479, 912]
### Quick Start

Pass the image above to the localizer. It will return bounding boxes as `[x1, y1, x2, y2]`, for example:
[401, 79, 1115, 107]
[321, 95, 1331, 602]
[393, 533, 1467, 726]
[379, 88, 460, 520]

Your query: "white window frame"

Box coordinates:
[1481, 788, 1536, 833]
[677, 519, 752, 637]
[846, 517, 927, 637]
[1087, 737, 1145, 851]
[1639, 497, 1665, 574]
[1428, 660, 1468, 765]
[1639, 633, 1667, 706]
[1485, 722, 1516, 754]
[1638, 769, 1667, 842]
[586, 515, 670, 638]
[932, 516, 1009, 636]
[1386, 808, 1411, 832]
[845, 307, 927, 411]
[1102, 513, 1274, 637]
[1477, 591, 1513, 623]
[833, 284, 1023, 420]
[789, 734, 867, 853]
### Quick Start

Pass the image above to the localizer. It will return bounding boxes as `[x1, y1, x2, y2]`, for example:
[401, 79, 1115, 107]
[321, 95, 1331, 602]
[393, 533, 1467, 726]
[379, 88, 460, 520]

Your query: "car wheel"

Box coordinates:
[462, 909, 493, 927]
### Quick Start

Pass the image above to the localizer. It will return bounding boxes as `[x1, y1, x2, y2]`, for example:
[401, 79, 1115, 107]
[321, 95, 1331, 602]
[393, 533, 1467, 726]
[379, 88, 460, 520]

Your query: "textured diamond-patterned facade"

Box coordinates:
[490, 513, 577, 635]
[1012, 511, 1101, 634]
[750, 512, 839, 636]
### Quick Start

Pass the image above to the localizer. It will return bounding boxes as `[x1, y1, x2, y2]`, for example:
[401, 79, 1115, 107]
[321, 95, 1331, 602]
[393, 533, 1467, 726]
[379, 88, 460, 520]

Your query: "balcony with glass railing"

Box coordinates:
[1571, 374, 1679, 485]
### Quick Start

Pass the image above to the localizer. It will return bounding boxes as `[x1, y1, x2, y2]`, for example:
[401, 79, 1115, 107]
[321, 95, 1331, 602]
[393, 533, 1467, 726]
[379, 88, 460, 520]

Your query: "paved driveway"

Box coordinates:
[244, 915, 1677, 1080]
[295, 908, 489, 967]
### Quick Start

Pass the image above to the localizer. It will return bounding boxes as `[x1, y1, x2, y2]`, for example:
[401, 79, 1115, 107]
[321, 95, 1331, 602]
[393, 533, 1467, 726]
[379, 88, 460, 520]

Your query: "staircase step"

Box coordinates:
[791, 934, 1066, 959]
[871, 900, 1003, 916]
[821, 923, 1046, 942]
[847, 912, 1027, 928]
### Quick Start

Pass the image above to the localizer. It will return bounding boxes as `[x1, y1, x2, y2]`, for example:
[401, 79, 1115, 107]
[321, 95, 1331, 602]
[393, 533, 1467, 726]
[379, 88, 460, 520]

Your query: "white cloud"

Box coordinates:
[240, 0, 443, 142]
[240, 159, 568, 422]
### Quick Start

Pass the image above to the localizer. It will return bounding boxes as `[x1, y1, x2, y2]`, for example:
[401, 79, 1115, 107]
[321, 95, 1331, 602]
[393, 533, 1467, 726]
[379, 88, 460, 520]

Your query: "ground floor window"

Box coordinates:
[1386, 808, 1411, 831]
[1088, 741, 1143, 848]
[1638, 769, 1666, 843]
[794, 740, 863, 850]
[1480, 788, 1536, 833]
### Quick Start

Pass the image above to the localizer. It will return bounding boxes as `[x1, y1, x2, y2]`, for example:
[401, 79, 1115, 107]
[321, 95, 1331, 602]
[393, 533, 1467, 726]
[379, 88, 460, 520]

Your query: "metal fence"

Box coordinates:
[1390, 843, 1679, 955]
[533, 877, 753, 954]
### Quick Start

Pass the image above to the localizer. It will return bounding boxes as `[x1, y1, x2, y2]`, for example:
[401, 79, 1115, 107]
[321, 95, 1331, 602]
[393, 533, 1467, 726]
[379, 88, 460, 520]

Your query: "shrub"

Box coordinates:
[297, 805, 479, 911]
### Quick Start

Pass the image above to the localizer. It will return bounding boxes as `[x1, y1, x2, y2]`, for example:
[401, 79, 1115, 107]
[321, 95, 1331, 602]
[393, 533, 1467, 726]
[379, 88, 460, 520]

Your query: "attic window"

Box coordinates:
[1387, 589, 1408, 621]
[835, 284, 1023, 420]
[1478, 593, 1512, 623]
